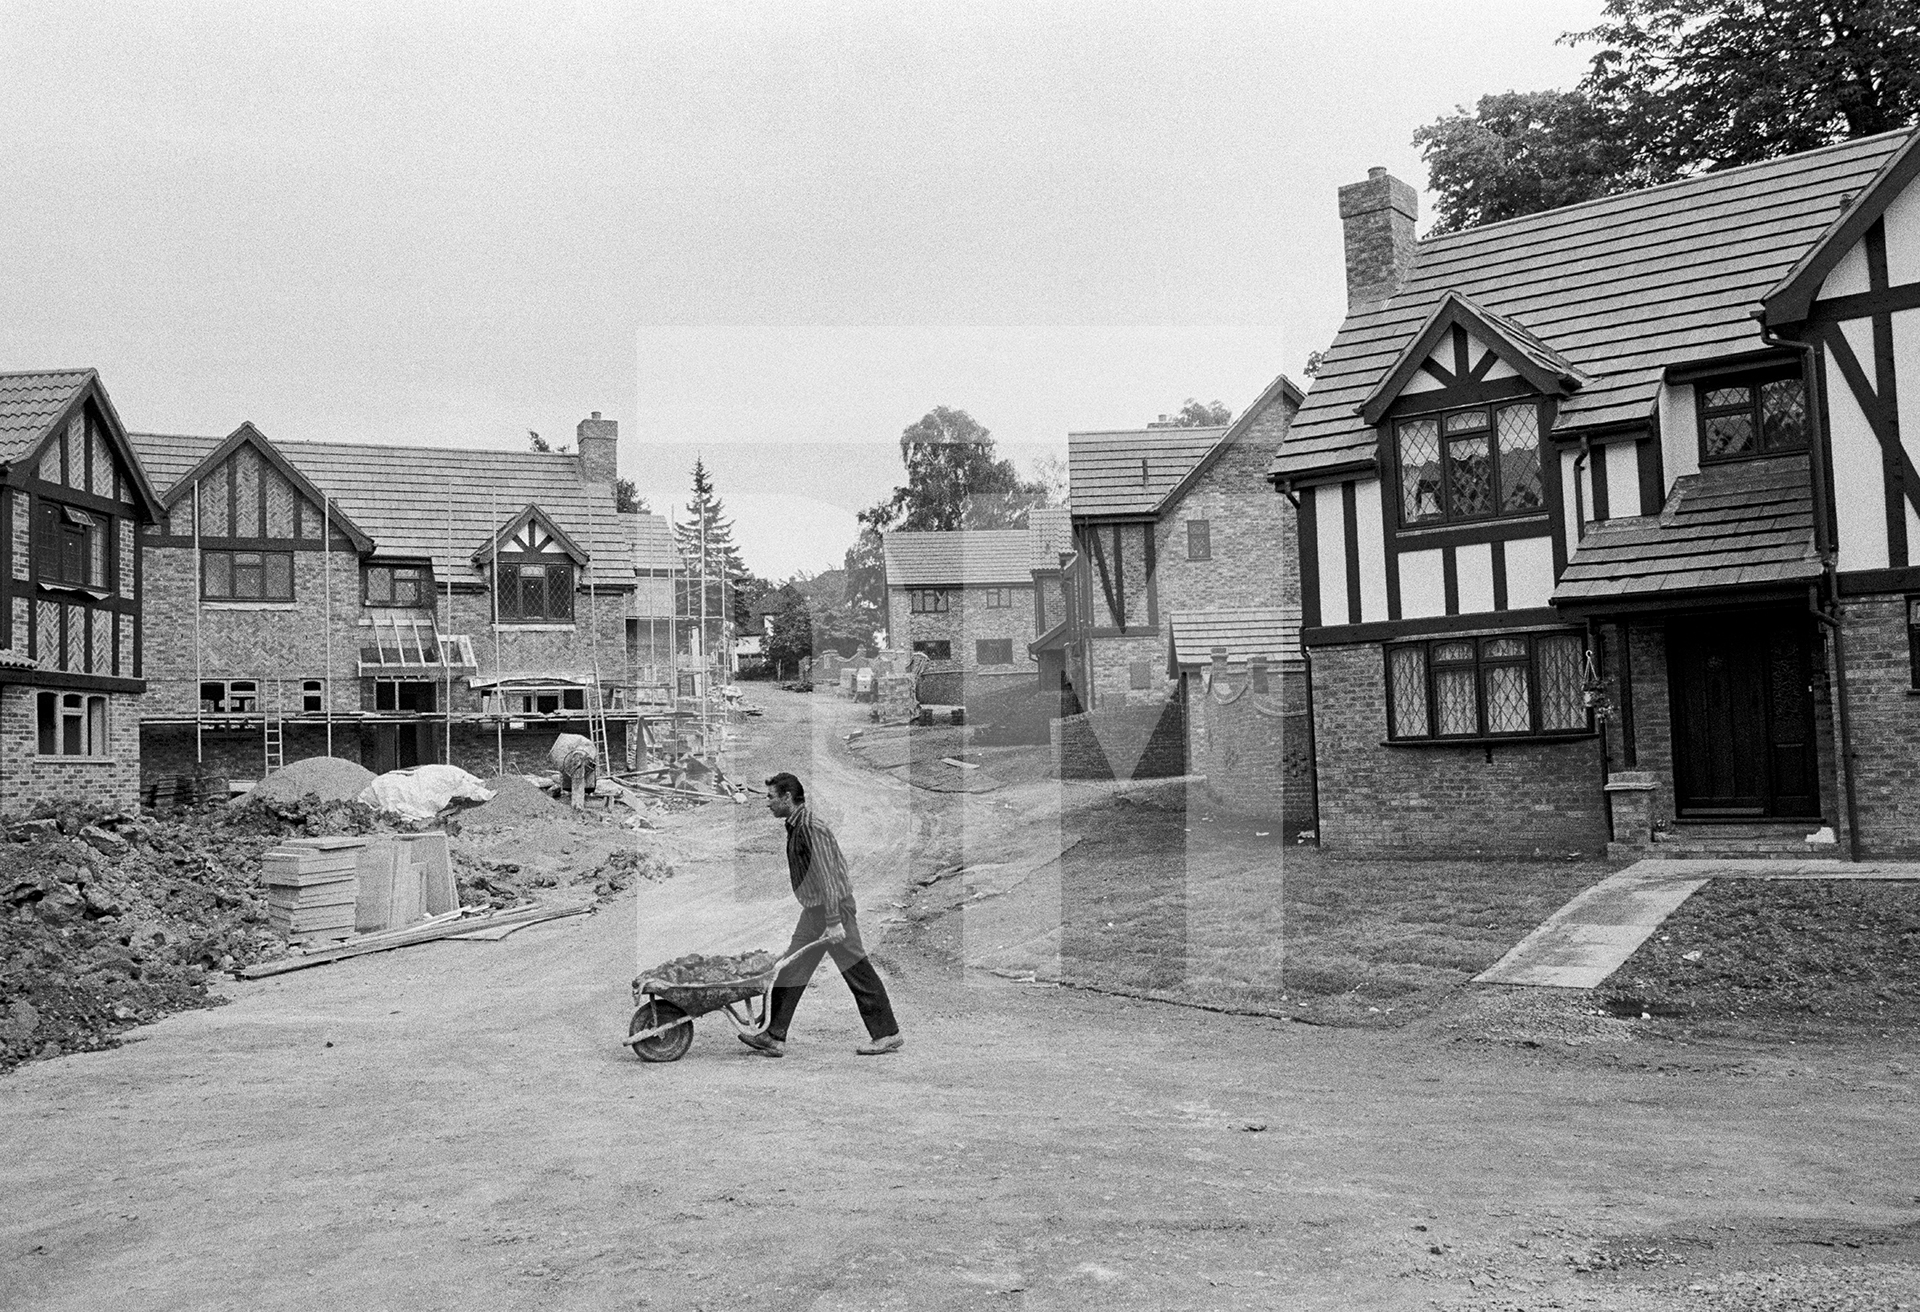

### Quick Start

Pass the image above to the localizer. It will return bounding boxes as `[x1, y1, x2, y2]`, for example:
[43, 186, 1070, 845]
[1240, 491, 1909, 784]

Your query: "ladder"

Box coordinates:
[586, 677, 612, 777]
[263, 684, 285, 775]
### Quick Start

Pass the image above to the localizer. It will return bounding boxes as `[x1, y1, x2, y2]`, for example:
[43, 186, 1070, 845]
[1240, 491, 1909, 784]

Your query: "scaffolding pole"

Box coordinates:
[444, 486, 455, 762]
[491, 484, 503, 778]
[322, 486, 334, 758]
[193, 479, 203, 767]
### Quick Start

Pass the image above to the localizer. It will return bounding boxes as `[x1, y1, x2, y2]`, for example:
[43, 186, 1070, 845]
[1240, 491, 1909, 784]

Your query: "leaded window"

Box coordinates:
[495, 559, 574, 621]
[1697, 369, 1807, 462]
[1395, 401, 1545, 525]
[1385, 632, 1591, 740]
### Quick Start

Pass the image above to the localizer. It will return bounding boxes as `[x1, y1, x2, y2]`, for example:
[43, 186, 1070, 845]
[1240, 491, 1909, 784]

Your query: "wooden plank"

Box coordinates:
[238, 902, 592, 978]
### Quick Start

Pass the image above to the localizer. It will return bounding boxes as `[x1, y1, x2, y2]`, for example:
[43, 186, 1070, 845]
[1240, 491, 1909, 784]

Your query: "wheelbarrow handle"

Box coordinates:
[772, 934, 835, 973]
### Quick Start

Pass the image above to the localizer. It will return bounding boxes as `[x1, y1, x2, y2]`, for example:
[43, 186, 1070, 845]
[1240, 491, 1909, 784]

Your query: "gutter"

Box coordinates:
[1762, 317, 1861, 861]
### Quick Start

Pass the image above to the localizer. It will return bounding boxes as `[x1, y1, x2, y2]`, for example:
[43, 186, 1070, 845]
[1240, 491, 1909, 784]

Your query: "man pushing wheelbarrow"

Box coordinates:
[742, 771, 903, 1057]
[625, 771, 903, 1061]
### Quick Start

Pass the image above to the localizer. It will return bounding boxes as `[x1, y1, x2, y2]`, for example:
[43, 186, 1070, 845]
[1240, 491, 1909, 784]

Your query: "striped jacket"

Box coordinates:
[785, 804, 856, 925]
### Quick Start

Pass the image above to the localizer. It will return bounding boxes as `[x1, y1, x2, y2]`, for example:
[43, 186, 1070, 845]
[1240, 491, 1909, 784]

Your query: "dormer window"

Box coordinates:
[1697, 368, 1807, 462]
[1395, 401, 1544, 526]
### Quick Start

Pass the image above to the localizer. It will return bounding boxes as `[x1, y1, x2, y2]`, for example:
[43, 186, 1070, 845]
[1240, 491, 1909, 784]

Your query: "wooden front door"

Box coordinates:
[1668, 614, 1821, 819]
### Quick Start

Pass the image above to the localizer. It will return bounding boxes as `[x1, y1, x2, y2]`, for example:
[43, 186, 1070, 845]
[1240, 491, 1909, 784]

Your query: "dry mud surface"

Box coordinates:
[5, 690, 1920, 1311]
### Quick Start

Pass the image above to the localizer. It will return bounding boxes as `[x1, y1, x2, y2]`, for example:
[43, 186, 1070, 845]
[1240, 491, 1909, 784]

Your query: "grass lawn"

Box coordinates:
[1051, 790, 1607, 1026]
[1598, 878, 1920, 1040]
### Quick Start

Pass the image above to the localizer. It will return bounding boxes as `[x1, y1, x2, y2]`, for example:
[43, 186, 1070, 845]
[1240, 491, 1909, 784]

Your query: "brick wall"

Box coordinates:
[1836, 594, 1920, 856]
[1311, 642, 1609, 856]
[1087, 631, 1172, 707]
[1, 685, 143, 815]
[1150, 418, 1300, 616]
[1053, 699, 1187, 780]
[888, 583, 1038, 684]
[1185, 663, 1312, 828]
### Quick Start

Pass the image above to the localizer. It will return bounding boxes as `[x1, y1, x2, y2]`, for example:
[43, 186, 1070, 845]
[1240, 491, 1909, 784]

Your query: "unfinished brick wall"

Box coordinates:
[1185, 662, 1312, 829]
[1835, 594, 1920, 856]
[1053, 700, 1186, 780]
[0, 685, 143, 815]
[1310, 642, 1609, 856]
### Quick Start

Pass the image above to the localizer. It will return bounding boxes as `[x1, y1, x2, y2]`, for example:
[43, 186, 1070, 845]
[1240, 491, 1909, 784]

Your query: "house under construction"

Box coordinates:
[128, 412, 680, 787]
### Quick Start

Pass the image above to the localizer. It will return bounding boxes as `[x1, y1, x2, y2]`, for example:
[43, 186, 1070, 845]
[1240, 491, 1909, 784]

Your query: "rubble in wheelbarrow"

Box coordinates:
[637, 949, 779, 1012]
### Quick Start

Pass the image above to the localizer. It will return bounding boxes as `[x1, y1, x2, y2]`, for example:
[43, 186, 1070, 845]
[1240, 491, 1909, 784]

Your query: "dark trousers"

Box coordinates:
[768, 902, 898, 1041]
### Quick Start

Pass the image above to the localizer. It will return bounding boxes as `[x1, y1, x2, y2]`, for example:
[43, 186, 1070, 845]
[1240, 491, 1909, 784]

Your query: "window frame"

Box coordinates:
[982, 587, 1013, 609]
[975, 638, 1014, 665]
[34, 499, 111, 592]
[202, 548, 295, 602]
[909, 588, 951, 615]
[364, 562, 431, 607]
[494, 557, 574, 622]
[1393, 399, 1546, 528]
[36, 690, 112, 758]
[1907, 597, 1920, 691]
[913, 639, 953, 662]
[1694, 365, 1808, 465]
[1186, 519, 1212, 561]
[1383, 631, 1591, 743]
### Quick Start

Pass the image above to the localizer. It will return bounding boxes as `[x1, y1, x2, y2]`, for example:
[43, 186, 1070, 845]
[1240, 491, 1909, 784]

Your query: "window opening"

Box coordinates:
[909, 589, 951, 614]
[38, 690, 110, 756]
[203, 549, 294, 601]
[1187, 520, 1212, 561]
[976, 639, 1014, 665]
[1698, 371, 1807, 461]
[1396, 401, 1545, 526]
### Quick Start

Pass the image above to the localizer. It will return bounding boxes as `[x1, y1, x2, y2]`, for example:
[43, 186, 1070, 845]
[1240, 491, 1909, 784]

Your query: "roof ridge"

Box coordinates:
[0, 367, 95, 381]
[1418, 130, 1908, 248]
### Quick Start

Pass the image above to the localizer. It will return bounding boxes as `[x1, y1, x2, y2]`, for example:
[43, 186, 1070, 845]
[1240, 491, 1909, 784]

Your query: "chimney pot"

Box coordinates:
[1338, 167, 1419, 311]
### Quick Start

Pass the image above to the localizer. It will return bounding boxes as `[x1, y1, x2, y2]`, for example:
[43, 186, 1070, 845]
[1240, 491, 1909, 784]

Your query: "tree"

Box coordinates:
[1414, 89, 1655, 234]
[1026, 453, 1069, 509]
[527, 431, 569, 453]
[764, 593, 815, 673]
[1167, 398, 1232, 427]
[1414, 1, 1920, 234]
[674, 459, 750, 665]
[844, 406, 1045, 615]
[614, 479, 648, 515]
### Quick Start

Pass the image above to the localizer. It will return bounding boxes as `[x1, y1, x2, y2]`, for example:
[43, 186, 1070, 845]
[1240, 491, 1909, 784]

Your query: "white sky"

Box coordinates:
[0, 1, 1598, 579]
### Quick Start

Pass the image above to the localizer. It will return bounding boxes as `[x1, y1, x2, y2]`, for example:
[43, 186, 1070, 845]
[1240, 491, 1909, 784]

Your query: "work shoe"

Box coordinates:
[738, 1032, 784, 1058]
[855, 1033, 904, 1056]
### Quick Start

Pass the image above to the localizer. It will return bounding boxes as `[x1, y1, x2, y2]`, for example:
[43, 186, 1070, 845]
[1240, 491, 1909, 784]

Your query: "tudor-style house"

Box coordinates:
[1271, 129, 1920, 859]
[883, 507, 1071, 707]
[0, 370, 165, 812]
[131, 411, 642, 784]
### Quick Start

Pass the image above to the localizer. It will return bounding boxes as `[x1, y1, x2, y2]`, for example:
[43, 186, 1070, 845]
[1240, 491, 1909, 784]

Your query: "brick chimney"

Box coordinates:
[577, 411, 618, 486]
[1338, 166, 1418, 310]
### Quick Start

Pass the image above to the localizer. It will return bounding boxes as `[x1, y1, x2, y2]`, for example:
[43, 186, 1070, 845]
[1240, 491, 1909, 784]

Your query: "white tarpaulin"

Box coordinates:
[358, 764, 496, 821]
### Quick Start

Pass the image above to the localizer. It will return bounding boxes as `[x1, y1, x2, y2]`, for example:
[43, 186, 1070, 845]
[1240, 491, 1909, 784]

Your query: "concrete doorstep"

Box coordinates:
[1474, 858, 1920, 990]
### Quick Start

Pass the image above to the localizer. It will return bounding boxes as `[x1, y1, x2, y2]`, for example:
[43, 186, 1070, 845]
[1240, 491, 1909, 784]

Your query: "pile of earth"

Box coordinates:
[244, 756, 376, 807]
[456, 843, 675, 909]
[0, 795, 386, 1072]
[455, 775, 577, 831]
[635, 950, 778, 1010]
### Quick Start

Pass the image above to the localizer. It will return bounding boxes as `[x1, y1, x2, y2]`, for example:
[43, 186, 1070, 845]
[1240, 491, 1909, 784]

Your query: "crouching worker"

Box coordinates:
[548, 732, 598, 811]
[740, 772, 903, 1058]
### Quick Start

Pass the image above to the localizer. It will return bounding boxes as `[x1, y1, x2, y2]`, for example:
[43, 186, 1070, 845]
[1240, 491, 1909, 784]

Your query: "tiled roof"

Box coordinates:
[1552, 456, 1818, 605]
[883, 528, 1036, 587]
[1028, 506, 1074, 569]
[129, 431, 633, 578]
[0, 369, 94, 466]
[1274, 131, 1911, 480]
[126, 431, 223, 497]
[1069, 425, 1225, 517]
[1167, 608, 1303, 670]
[634, 513, 681, 573]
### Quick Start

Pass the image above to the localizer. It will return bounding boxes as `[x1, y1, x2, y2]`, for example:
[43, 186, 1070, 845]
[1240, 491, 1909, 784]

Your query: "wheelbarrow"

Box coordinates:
[624, 936, 829, 1063]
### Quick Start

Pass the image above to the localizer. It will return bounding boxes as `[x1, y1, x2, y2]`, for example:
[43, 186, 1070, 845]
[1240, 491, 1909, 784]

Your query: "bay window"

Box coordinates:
[1386, 632, 1588, 741]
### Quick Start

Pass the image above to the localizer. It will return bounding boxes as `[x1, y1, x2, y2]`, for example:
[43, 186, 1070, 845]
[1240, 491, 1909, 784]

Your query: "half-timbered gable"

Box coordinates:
[1274, 131, 1919, 858]
[0, 369, 165, 812]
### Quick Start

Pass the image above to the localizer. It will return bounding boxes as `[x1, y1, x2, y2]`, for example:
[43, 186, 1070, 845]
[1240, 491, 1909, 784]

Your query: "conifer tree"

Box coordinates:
[674, 459, 749, 668]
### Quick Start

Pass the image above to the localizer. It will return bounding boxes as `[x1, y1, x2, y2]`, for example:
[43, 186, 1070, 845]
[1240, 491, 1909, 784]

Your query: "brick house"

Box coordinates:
[1272, 129, 1920, 858]
[0, 370, 166, 814]
[1058, 374, 1303, 712]
[883, 510, 1071, 707]
[130, 412, 641, 784]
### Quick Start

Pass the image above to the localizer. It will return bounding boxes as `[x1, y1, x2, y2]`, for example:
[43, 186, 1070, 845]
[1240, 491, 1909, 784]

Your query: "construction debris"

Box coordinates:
[238, 899, 593, 978]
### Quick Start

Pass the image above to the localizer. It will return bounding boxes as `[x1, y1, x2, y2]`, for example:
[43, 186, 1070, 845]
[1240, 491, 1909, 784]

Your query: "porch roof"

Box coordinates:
[1552, 455, 1820, 608]
[1166, 607, 1303, 673]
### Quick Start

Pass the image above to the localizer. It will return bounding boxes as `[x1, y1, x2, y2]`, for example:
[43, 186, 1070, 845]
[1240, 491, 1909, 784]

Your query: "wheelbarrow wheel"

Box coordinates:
[629, 999, 693, 1063]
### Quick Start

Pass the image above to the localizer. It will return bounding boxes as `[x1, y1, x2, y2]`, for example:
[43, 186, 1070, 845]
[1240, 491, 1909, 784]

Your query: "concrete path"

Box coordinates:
[1475, 857, 1920, 989]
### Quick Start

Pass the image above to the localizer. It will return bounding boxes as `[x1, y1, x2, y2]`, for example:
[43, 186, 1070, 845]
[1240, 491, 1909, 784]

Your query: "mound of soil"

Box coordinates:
[246, 756, 376, 806]
[456, 775, 573, 830]
[636, 950, 778, 1011]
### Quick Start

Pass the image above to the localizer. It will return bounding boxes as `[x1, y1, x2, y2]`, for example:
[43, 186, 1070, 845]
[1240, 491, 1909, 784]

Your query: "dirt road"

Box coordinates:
[5, 691, 1919, 1310]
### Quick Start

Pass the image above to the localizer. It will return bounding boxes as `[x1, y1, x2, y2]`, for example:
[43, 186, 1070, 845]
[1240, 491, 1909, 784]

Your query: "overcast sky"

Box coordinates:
[0, 1, 1597, 578]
